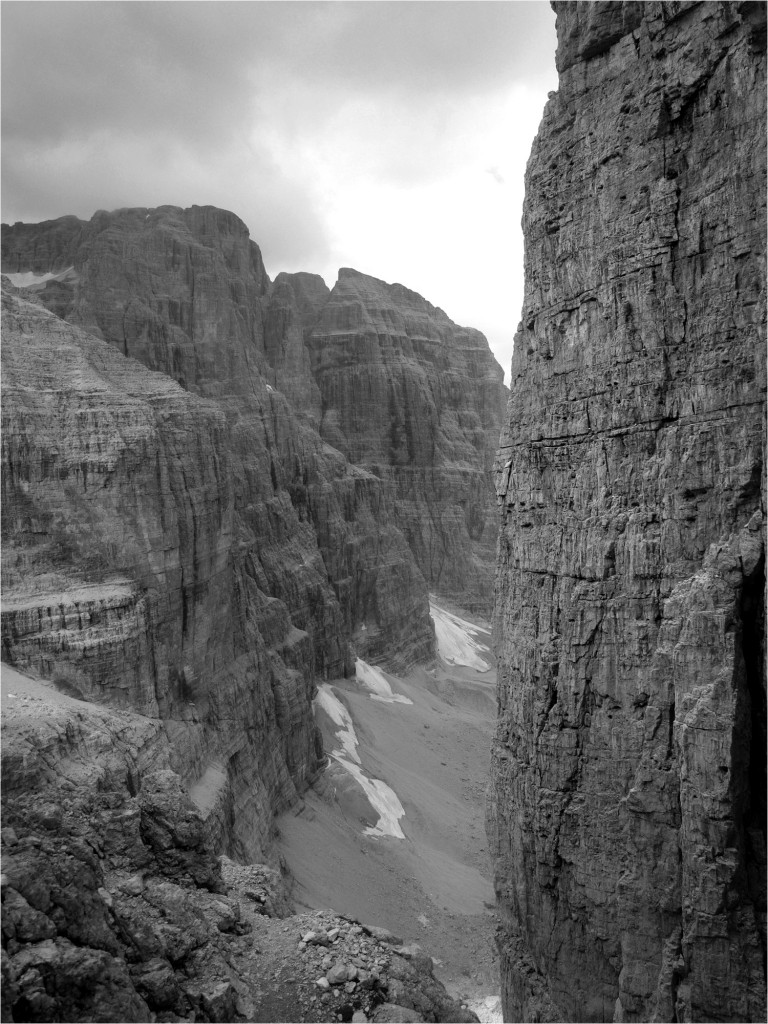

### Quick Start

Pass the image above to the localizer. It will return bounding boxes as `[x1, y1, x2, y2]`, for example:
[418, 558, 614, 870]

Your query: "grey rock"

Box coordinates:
[327, 961, 351, 985]
[490, 2, 767, 1022]
[371, 1003, 425, 1023]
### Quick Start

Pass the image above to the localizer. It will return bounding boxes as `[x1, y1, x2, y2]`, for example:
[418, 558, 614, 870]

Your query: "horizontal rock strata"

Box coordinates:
[490, 2, 766, 1022]
[303, 267, 507, 615]
[1, 288, 314, 858]
[2, 203, 505, 868]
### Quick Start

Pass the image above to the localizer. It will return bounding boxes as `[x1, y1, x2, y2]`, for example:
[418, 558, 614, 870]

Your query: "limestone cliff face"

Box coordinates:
[2, 206, 438, 679]
[1, 287, 316, 859]
[490, 3, 766, 1022]
[1, 200, 504, 872]
[302, 268, 507, 614]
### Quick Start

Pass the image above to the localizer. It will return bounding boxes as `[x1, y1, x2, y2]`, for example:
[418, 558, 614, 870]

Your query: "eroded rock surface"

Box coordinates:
[1, 200, 505, 1019]
[490, 2, 766, 1022]
[304, 268, 507, 615]
[2, 206, 506, 682]
[1, 287, 317, 859]
[1, 678, 475, 1023]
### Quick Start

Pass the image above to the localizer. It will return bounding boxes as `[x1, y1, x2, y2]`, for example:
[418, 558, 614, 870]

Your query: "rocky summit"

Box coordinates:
[490, 2, 766, 1022]
[0, 203, 504, 1021]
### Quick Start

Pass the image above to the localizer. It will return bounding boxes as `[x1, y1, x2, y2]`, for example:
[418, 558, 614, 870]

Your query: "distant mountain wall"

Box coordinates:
[284, 266, 506, 614]
[490, 2, 766, 1021]
[1, 204, 506, 858]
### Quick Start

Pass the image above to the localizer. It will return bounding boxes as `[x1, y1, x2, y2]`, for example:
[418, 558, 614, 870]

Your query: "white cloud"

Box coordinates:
[1, 2, 558, 375]
[266, 82, 553, 376]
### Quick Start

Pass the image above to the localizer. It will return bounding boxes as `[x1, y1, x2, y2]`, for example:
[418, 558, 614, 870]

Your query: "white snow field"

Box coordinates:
[467, 994, 503, 1023]
[429, 599, 491, 672]
[355, 657, 413, 704]
[315, 684, 361, 764]
[5, 267, 77, 289]
[315, 684, 406, 839]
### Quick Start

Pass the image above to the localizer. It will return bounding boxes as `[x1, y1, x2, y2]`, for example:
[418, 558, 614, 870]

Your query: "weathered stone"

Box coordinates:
[1, 888, 57, 944]
[327, 960, 351, 985]
[1, 201, 503, 1023]
[3, 938, 151, 1023]
[199, 980, 238, 1023]
[138, 771, 223, 892]
[490, 2, 766, 1022]
[129, 957, 180, 1011]
[371, 1003, 425, 1023]
[363, 924, 402, 945]
[304, 268, 507, 619]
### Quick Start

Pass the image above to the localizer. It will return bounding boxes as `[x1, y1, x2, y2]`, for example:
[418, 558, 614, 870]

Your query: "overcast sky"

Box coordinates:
[1, 1, 558, 377]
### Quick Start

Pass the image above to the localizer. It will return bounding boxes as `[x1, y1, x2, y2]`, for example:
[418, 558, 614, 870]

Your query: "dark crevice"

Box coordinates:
[666, 700, 675, 761]
[740, 548, 766, 971]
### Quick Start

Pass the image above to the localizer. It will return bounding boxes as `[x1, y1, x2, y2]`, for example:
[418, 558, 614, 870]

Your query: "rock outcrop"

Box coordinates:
[302, 268, 507, 615]
[2, 203, 505, 852]
[490, 3, 766, 1022]
[1, 675, 476, 1023]
[1, 286, 317, 860]
[0, 201, 504, 1019]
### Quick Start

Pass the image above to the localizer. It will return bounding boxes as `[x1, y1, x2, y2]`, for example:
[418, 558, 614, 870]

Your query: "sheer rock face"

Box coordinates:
[303, 268, 507, 614]
[2, 205, 438, 681]
[490, 3, 766, 1022]
[1, 289, 314, 858]
[1, 202, 503, 863]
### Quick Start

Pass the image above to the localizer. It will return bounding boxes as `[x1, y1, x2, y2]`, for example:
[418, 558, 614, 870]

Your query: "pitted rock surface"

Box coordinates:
[0, 204, 503, 1019]
[1, 678, 477, 1023]
[303, 268, 507, 617]
[490, 2, 766, 1022]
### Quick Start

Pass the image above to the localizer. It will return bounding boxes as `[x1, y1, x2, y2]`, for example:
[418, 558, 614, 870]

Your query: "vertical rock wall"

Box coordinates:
[2, 202, 506, 861]
[303, 268, 507, 614]
[1, 287, 312, 859]
[490, 2, 766, 1021]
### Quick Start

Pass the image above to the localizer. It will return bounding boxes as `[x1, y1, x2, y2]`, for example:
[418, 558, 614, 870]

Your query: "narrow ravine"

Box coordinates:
[278, 599, 502, 1023]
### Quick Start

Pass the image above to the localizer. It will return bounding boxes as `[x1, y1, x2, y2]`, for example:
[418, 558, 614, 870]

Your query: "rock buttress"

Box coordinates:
[303, 267, 508, 615]
[1, 206, 437, 679]
[490, 2, 766, 1021]
[1, 288, 316, 859]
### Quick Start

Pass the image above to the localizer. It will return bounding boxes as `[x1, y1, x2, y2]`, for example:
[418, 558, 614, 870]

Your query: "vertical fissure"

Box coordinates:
[740, 548, 766, 969]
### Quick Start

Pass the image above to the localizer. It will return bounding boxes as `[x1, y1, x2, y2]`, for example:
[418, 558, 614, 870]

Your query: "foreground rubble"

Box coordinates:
[0, 675, 476, 1024]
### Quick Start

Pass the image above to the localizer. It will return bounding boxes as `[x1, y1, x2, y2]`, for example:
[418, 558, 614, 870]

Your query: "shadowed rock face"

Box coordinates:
[1, 287, 315, 859]
[1, 204, 505, 863]
[0, 682, 475, 1024]
[303, 267, 507, 614]
[490, 3, 766, 1022]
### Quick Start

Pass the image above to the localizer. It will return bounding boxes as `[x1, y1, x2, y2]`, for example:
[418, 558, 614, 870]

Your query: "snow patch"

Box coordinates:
[5, 266, 75, 289]
[315, 685, 361, 764]
[315, 683, 406, 839]
[430, 600, 490, 672]
[189, 762, 227, 815]
[356, 658, 412, 705]
[339, 759, 406, 840]
[467, 995, 503, 1024]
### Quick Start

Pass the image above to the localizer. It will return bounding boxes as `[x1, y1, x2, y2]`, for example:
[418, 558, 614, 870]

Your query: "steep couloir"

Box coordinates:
[490, 2, 766, 1022]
